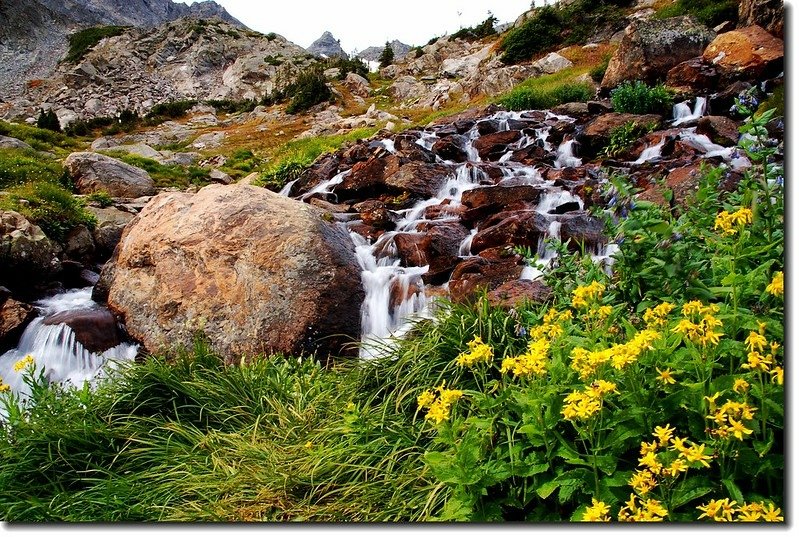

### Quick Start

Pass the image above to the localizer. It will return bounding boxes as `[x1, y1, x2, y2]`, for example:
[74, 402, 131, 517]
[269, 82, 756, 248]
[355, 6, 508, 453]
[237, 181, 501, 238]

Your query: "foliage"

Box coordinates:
[0, 182, 96, 241]
[601, 121, 653, 158]
[65, 26, 127, 64]
[0, 121, 80, 154]
[497, 70, 593, 111]
[107, 153, 209, 189]
[0, 148, 68, 190]
[451, 14, 497, 42]
[65, 109, 140, 137]
[147, 100, 199, 121]
[285, 68, 332, 114]
[85, 190, 114, 208]
[500, 1, 628, 65]
[327, 56, 369, 80]
[35, 109, 61, 133]
[610, 81, 673, 115]
[654, 0, 739, 28]
[205, 99, 259, 115]
[378, 42, 395, 69]
[590, 53, 612, 83]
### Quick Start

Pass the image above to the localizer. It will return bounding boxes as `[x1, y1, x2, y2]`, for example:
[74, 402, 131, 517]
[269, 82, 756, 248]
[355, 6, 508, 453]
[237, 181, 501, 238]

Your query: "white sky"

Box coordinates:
[181, 0, 542, 53]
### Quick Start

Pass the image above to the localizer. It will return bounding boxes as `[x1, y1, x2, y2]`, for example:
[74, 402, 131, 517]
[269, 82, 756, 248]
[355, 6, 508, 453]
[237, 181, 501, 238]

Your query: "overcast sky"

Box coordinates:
[181, 0, 543, 53]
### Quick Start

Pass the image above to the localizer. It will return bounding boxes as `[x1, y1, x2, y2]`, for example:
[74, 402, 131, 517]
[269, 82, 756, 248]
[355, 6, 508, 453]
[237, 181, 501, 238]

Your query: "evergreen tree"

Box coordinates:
[36, 109, 61, 132]
[378, 42, 394, 68]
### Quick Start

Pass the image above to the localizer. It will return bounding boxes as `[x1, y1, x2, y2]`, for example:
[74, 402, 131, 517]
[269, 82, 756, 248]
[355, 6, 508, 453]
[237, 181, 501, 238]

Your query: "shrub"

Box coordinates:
[499, 6, 562, 65]
[258, 159, 307, 191]
[85, 190, 114, 208]
[265, 32, 278, 41]
[264, 55, 283, 66]
[330, 57, 369, 80]
[147, 100, 198, 121]
[0, 182, 97, 241]
[654, 0, 738, 27]
[451, 13, 497, 42]
[111, 154, 209, 188]
[204, 99, 258, 114]
[610, 81, 673, 115]
[0, 121, 79, 154]
[65, 26, 127, 64]
[590, 53, 612, 83]
[498, 74, 593, 111]
[0, 148, 67, 189]
[601, 121, 652, 158]
[36, 109, 61, 133]
[285, 69, 332, 114]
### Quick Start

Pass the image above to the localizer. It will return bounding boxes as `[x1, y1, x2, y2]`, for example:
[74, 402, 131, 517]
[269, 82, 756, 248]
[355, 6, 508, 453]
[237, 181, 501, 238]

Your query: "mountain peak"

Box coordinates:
[307, 31, 347, 59]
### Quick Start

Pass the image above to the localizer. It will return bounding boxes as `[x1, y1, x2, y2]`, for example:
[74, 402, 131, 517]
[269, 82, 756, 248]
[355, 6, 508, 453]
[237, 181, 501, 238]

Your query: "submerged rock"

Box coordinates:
[95, 184, 364, 361]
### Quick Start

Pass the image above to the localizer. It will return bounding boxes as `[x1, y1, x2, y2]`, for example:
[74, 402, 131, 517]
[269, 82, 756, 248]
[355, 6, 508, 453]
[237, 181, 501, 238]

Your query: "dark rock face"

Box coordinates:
[450, 256, 524, 303]
[697, 116, 742, 146]
[666, 58, 720, 92]
[0, 297, 36, 352]
[43, 307, 121, 354]
[738, 0, 784, 37]
[473, 130, 522, 160]
[471, 211, 550, 255]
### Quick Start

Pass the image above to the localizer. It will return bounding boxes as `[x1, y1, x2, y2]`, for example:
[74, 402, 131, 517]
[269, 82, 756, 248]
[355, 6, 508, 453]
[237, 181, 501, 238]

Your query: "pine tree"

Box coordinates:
[378, 42, 394, 68]
[36, 109, 61, 132]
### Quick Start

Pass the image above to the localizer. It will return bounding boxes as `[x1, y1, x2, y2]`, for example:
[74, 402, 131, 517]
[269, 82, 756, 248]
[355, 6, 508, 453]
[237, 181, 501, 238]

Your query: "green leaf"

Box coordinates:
[536, 480, 559, 500]
[722, 479, 744, 504]
[671, 477, 713, 509]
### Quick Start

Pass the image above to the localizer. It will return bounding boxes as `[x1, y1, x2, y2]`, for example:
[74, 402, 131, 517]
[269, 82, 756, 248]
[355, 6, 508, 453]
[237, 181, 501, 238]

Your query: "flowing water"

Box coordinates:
[0, 288, 138, 414]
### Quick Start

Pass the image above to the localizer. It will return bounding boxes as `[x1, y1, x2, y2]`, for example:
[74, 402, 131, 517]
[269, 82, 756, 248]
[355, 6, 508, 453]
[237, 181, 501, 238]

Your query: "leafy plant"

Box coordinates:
[499, 5, 562, 65]
[0, 182, 97, 241]
[601, 121, 652, 158]
[498, 72, 593, 111]
[147, 100, 198, 121]
[451, 13, 497, 42]
[610, 81, 673, 115]
[86, 190, 114, 208]
[654, 0, 739, 28]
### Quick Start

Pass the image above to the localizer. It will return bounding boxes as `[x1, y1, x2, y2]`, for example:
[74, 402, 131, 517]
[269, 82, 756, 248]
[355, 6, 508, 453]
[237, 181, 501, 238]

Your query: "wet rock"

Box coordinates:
[577, 113, 663, 158]
[487, 279, 553, 309]
[471, 210, 549, 254]
[394, 135, 437, 163]
[509, 143, 552, 166]
[702, 25, 784, 83]
[339, 154, 403, 194]
[353, 200, 394, 229]
[449, 256, 523, 303]
[293, 154, 341, 196]
[384, 162, 453, 198]
[461, 185, 546, 222]
[431, 135, 468, 162]
[708, 81, 752, 114]
[64, 224, 95, 262]
[0, 210, 62, 290]
[43, 308, 121, 354]
[587, 100, 613, 115]
[551, 102, 590, 117]
[696, 116, 742, 146]
[0, 297, 36, 352]
[64, 152, 156, 198]
[473, 130, 522, 161]
[96, 184, 364, 360]
[602, 16, 715, 88]
[558, 213, 606, 251]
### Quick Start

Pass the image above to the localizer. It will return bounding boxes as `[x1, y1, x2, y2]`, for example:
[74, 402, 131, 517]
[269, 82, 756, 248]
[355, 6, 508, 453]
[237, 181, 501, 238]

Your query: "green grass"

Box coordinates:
[103, 153, 209, 189]
[0, 181, 96, 241]
[65, 26, 127, 64]
[0, 120, 83, 155]
[0, 148, 67, 189]
[496, 68, 594, 111]
[610, 80, 674, 114]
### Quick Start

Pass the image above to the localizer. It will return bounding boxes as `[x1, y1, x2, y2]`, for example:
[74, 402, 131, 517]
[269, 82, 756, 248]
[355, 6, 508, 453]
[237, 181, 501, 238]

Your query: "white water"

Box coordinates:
[554, 139, 581, 169]
[278, 179, 298, 197]
[672, 96, 707, 126]
[0, 288, 138, 415]
[301, 169, 350, 200]
[632, 138, 666, 164]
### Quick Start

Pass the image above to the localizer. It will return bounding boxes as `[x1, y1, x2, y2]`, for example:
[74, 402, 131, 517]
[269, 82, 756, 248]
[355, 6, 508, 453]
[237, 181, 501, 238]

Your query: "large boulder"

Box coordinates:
[0, 210, 62, 289]
[94, 184, 364, 360]
[738, 0, 783, 38]
[701, 25, 784, 83]
[64, 152, 156, 198]
[602, 16, 715, 88]
[43, 308, 122, 354]
[86, 206, 136, 257]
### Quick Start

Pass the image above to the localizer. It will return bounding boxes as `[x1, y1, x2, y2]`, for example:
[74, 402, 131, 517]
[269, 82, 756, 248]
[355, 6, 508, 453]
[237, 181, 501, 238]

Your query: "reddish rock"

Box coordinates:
[294, 154, 341, 196]
[471, 211, 549, 254]
[394, 223, 468, 284]
[431, 135, 468, 162]
[637, 162, 706, 207]
[696, 116, 742, 146]
[353, 200, 394, 229]
[702, 25, 784, 82]
[423, 202, 466, 220]
[602, 16, 715, 88]
[739, 0, 783, 38]
[340, 154, 403, 193]
[43, 308, 121, 354]
[0, 297, 36, 352]
[666, 58, 720, 92]
[460, 185, 547, 222]
[487, 279, 553, 309]
[449, 257, 523, 303]
[578, 113, 663, 158]
[473, 130, 522, 161]
[95, 184, 364, 361]
[394, 135, 436, 163]
[558, 213, 606, 251]
[509, 143, 551, 166]
[384, 162, 452, 198]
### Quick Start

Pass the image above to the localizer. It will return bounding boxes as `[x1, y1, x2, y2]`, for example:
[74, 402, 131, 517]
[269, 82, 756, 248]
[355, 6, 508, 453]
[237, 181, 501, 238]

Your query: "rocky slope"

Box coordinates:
[307, 31, 348, 59]
[3, 19, 314, 125]
[0, 0, 242, 98]
[357, 40, 412, 63]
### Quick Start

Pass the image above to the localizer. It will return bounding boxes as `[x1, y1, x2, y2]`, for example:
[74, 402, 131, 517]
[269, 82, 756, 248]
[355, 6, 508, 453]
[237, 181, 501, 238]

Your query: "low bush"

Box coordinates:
[147, 100, 198, 121]
[85, 190, 114, 208]
[601, 121, 653, 158]
[498, 72, 593, 111]
[499, 6, 562, 65]
[36, 109, 61, 133]
[0, 120, 80, 154]
[451, 14, 497, 42]
[205, 99, 259, 115]
[285, 69, 333, 114]
[610, 81, 673, 115]
[654, 0, 738, 28]
[65, 26, 127, 64]
[110, 154, 209, 188]
[0, 182, 97, 241]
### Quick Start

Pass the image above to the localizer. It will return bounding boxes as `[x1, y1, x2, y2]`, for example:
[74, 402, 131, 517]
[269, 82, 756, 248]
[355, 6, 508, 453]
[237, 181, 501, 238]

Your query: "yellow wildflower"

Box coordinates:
[742, 351, 772, 372]
[582, 498, 611, 522]
[562, 390, 602, 421]
[455, 335, 494, 367]
[571, 281, 606, 309]
[733, 378, 750, 394]
[670, 436, 688, 454]
[745, 331, 768, 353]
[771, 366, 783, 385]
[656, 367, 676, 385]
[698, 499, 723, 521]
[588, 379, 618, 398]
[653, 424, 675, 447]
[736, 503, 763, 522]
[417, 390, 436, 409]
[420, 384, 464, 424]
[698, 499, 738, 522]
[704, 392, 722, 413]
[664, 458, 689, 478]
[714, 208, 752, 235]
[0, 383, 10, 393]
[13, 354, 35, 372]
[640, 441, 658, 456]
[304, 441, 313, 449]
[684, 443, 713, 468]
[681, 300, 706, 316]
[638, 452, 663, 474]
[641, 498, 668, 521]
[629, 469, 657, 496]
[761, 503, 783, 522]
[727, 418, 753, 441]
[765, 271, 783, 296]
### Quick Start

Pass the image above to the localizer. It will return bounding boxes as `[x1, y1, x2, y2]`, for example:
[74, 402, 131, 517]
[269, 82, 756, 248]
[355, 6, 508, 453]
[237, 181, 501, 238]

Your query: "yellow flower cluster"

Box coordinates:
[529, 308, 571, 340]
[561, 381, 617, 421]
[571, 281, 605, 309]
[705, 395, 757, 441]
[642, 301, 675, 329]
[672, 301, 723, 346]
[417, 384, 464, 424]
[13, 354, 35, 372]
[765, 271, 783, 296]
[570, 330, 660, 380]
[714, 207, 753, 235]
[581, 498, 611, 521]
[500, 338, 549, 378]
[618, 494, 669, 522]
[742, 339, 782, 384]
[698, 499, 783, 522]
[629, 426, 712, 496]
[0, 376, 9, 392]
[454, 335, 494, 368]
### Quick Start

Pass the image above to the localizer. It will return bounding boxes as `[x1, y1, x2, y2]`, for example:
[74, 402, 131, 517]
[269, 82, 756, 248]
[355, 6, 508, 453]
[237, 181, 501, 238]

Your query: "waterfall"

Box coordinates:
[632, 138, 666, 164]
[672, 96, 707, 126]
[554, 139, 581, 169]
[0, 288, 138, 415]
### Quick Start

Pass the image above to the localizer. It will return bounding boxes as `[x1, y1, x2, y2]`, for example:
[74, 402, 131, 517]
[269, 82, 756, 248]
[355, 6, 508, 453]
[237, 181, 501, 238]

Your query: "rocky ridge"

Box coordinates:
[307, 31, 348, 59]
